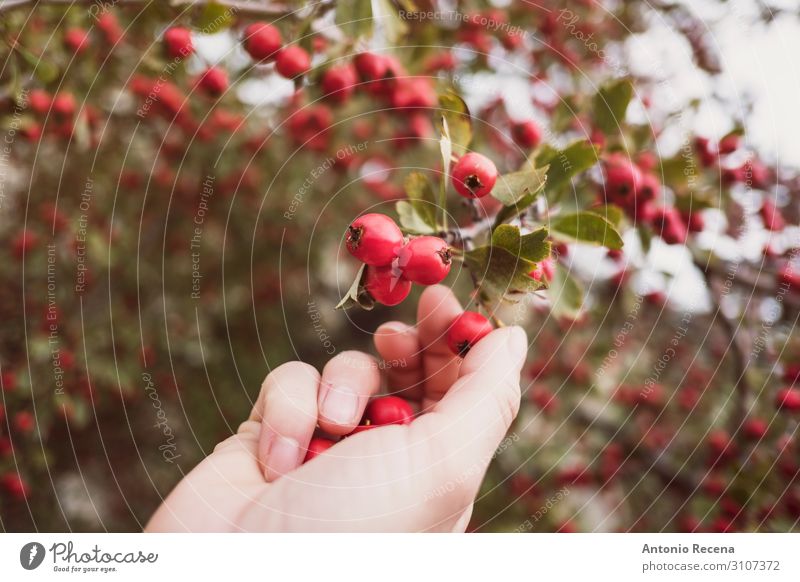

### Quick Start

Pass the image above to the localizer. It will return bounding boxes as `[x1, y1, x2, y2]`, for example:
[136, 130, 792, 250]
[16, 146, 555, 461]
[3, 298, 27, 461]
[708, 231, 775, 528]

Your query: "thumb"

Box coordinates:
[421, 325, 527, 488]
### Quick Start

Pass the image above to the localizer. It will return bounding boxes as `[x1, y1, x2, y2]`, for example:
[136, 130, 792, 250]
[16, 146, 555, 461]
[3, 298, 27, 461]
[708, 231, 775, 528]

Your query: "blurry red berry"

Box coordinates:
[511, 120, 542, 149]
[447, 311, 493, 356]
[198, 67, 228, 97]
[164, 27, 194, 59]
[275, 45, 311, 78]
[396, 236, 452, 285]
[243, 22, 282, 61]
[363, 265, 411, 306]
[321, 64, 358, 103]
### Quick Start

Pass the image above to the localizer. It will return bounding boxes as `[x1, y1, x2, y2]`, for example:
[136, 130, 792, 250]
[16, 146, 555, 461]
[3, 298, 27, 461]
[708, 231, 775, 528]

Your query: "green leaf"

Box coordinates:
[535, 140, 599, 191]
[396, 200, 435, 234]
[491, 166, 548, 207]
[336, 264, 374, 310]
[439, 116, 452, 228]
[592, 78, 634, 135]
[589, 204, 625, 229]
[336, 0, 374, 39]
[551, 212, 623, 249]
[638, 225, 652, 255]
[437, 90, 472, 156]
[491, 225, 551, 263]
[548, 264, 584, 320]
[197, 1, 234, 32]
[464, 246, 543, 301]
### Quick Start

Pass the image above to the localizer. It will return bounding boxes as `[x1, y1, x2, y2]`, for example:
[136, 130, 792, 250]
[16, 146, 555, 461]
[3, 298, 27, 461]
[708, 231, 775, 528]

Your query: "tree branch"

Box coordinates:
[0, 0, 295, 17]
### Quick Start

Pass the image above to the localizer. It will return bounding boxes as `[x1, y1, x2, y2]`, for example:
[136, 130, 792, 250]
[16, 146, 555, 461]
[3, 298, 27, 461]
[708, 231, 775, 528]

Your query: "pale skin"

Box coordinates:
[146, 285, 528, 532]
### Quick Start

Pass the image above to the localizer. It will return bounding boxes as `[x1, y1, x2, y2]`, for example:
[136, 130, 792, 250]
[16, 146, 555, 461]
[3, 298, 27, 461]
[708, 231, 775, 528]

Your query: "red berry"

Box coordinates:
[649, 206, 687, 245]
[354, 52, 388, 82]
[529, 257, 554, 282]
[243, 22, 282, 61]
[639, 172, 660, 202]
[718, 134, 740, 155]
[451, 152, 498, 198]
[346, 213, 404, 266]
[321, 64, 358, 103]
[511, 120, 542, 149]
[446, 311, 493, 356]
[396, 236, 451, 285]
[64, 27, 90, 54]
[14, 411, 34, 434]
[363, 396, 414, 426]
[52, 92, 76, 118]
[199, 67, 228, 97]
[1, 472, 29, 500]
[743, 418, 768, 440]
[777, 387, 800, 411]
[27, 89, 51, 114]
[363, 265, 411, 306]
[275, 45, 311, 78]
[164, 27, 194, 59]
[604, 154, 642, 208]
[1, 371, 16, 392]
[304, 437, 335, 462]
[12, 229, 38, 259]
[760, 198, 785, 231]
[97, 12, 124, 45]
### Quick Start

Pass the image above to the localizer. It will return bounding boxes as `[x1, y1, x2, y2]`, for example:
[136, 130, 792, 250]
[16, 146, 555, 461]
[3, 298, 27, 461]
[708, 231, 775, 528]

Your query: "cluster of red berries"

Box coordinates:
[303, 396, 414, 462]
[601, 153, 701, 244]
[345, 214, 452, 306]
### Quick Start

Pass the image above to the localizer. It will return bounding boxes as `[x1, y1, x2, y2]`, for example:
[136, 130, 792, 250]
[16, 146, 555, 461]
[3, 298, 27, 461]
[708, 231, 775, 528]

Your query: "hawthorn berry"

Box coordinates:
[743, 418, 768, 440]
[604, 154, 642, 207]
[27, 89, 50, 114]
[363, 265, 411, 306]
[321, 64, 358, 103]
[363, 396, 414, 427]
[243, 22, 282, 61]
[199, 67, 228, 97]
[776, 387, 800, 411]
[164, 27, 194, 59]
[396, 236, 452, 285]
[718, 134, 740, 155]
[760, 198, 785, 231]
[354, 52, 388, 83]
[0, 472, 29, 500]
[446, 311, 493, 356]
[346, 213, 404, 266]
[12, 229, 38, 259]
[275, 45, 311, 79]
[52, 92, 76, 119]
[64, 27, 90, 54]
[639, 172, 661, 202]
[529, 257, 554, 282]
[304, 437, 335, 462]
[451, 152, 498, 198]
[511, 120, 542, 149]
[650, 206, 687, 245]
[97, 12, 124, 45]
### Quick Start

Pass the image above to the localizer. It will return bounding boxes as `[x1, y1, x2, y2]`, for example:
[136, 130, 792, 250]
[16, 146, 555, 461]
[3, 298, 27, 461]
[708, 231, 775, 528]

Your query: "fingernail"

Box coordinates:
[380, 321, 410, 335]
[321, 384, 360, 425]
[266, 436, 302, 476]
[507, 326, 528, 362]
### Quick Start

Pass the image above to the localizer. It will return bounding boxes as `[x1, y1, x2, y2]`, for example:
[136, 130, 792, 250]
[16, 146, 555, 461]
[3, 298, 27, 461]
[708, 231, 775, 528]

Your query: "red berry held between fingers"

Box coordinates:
[451, 152, 498, 198]
[363, 265, 411, 306]
[243, 22, 282, 61]
[446, 311, 494, 356]
[396, 236, 452, 285]
[363, 396, 414, 426]
[304, 437, 335, 462]
[346, 213, 404, 266]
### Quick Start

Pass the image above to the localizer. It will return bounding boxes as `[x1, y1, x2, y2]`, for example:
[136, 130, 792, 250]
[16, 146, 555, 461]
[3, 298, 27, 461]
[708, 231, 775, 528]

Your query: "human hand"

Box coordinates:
[145, 285, 528, 532]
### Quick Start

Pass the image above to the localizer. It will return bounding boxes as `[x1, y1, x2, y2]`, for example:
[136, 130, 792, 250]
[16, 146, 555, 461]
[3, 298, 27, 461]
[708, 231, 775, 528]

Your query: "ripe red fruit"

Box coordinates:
[199, 67, 228, 97]
[529, 257, 554, 282]
[275, 45, 311, 78]
[511, 120, 542, 149]
[650, 206, 687, 245]
[27, 89, 51, 114]
[451, 152, 498, 198]
[354, 52, 388, 82]
[304, 437, 335, 462]
[760, 198, 785, 231]
[64, 27, 90, 53]
[97, 12, 124, 44]
[718, 134, 740, 155]
[446, 311, 494, 356]
[12, 229, 38, 259]
[363, 265, 411, 306]
[743, 418, 768, 440]
[604, 154, 642, 207]
[321, 64, 358, 103]
[346, 213, 404, 266]
[1, 472, 29, 500]
[776, 387, 800, 411]
[52, 92, 76, 118]
[396, 236, 452, 285]
[243, 22, 282, 61]
[164, 27, 194, 59]
[14, 411, 34, 433]
[363, 396, 414, 426]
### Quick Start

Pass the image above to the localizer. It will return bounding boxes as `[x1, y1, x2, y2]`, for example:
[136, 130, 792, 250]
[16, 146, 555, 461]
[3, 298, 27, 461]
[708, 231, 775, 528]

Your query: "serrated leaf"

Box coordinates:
[549, 264, 584, 320]
[437, 90, 472, 156]
[492, 225, 551, 263]
[551, 212, 623, 249]
[336, 0, 374, 39]
[464, 245, 544, 302]
[592, 78, 634, 135]
[336, 264, 374, 310]
[491, 166, 548, 207]
[396, 200, 435, 234]
[535, 140, 600, 191]
[589, 204, 625, 228]
[197, 1, 234, 32]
